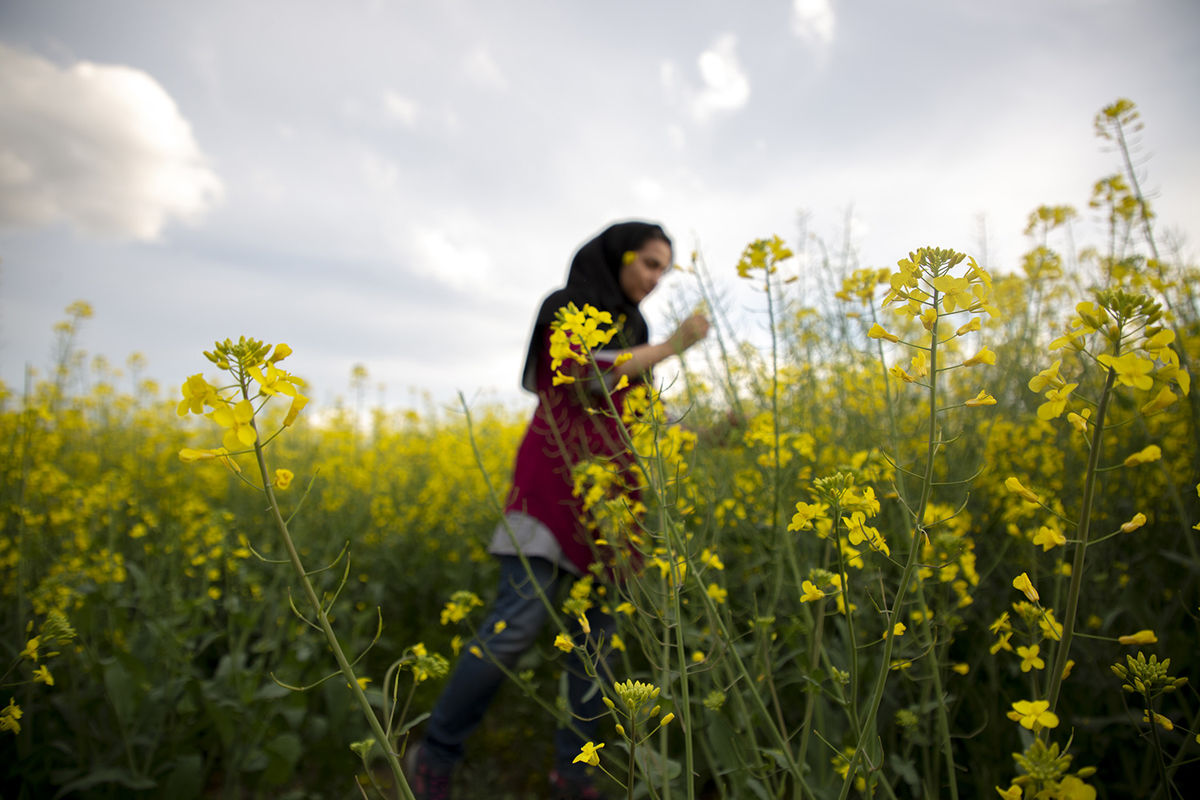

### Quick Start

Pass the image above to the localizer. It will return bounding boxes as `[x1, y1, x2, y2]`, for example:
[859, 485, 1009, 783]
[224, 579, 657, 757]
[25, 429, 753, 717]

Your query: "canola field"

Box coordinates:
[2, 99, 1198, 799]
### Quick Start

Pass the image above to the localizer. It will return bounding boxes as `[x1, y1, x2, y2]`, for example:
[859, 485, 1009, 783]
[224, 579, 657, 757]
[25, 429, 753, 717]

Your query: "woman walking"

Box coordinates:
[411, 220, 709, 799]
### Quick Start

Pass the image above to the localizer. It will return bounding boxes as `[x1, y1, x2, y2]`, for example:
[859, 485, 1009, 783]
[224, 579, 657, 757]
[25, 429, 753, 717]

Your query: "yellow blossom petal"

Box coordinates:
[1012, 572, 1039, 603]
[868, 323, 900, 342]
[573, 741, 604, 766]
[1123, 444, 1161, 467]
[1118, 629, 1157, 645]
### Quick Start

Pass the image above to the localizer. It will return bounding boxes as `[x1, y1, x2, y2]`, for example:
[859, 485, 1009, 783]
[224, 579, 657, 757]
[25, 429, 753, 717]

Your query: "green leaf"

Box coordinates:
[53, 767, 156, 799]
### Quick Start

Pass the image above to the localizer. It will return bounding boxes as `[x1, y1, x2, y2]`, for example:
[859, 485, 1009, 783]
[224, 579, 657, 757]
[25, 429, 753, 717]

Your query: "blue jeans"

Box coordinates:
[421, 556, 614, 778]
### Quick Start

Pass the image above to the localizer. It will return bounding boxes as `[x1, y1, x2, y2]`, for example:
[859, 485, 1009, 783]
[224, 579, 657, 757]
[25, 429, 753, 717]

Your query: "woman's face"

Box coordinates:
[619, 239, 672, 304]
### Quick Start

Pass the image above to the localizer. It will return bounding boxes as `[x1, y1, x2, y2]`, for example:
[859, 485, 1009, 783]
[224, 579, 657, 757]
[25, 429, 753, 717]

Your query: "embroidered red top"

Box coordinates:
[504, 331, 636, 574]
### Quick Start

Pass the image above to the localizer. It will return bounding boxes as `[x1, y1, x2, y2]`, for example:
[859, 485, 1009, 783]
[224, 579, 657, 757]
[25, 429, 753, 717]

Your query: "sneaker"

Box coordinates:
[549, 768, 604, 800]
[407, 744, 452, 800]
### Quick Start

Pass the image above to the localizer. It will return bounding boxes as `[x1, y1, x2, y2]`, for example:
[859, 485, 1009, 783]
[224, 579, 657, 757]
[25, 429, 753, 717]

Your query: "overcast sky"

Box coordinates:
[2, 0, 1197, 414]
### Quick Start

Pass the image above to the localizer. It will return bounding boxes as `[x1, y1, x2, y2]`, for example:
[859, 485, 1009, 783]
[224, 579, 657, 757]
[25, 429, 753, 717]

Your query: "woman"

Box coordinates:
[412, 221, 709, 800]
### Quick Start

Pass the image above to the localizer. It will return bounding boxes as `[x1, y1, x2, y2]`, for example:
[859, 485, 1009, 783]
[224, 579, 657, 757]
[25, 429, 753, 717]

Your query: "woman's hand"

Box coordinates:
[612, 313, 711, 379]
[670, 313, 711, 353]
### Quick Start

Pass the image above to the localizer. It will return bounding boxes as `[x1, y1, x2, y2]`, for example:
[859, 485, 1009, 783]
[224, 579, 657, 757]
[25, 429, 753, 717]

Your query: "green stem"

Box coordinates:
[913, 580, 959, 799]
[840, 288, 943, 800]
[1046, 368, 1116, 714]
[248, 408, 413, 800]
[664, 518, 695, 799]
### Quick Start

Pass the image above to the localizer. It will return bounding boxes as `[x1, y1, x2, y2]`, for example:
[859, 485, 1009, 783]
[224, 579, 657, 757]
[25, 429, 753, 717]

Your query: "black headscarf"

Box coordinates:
[521, 221, 672, 393]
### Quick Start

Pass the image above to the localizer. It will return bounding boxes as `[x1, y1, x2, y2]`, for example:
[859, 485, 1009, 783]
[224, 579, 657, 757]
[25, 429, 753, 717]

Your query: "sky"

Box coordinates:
[1, 0, 1198, 415]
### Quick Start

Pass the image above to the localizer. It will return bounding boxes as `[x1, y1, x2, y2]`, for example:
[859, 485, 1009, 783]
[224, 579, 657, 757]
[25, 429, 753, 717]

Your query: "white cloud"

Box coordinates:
[689, 34, 751, 123]
[0, 44, 222, 241]
[462, 47, 508, 91]
[381, 89, 419, 127]
[412, 224, 494, 292]
[632, 178, 664, 204]
[791, 0, 836, 45]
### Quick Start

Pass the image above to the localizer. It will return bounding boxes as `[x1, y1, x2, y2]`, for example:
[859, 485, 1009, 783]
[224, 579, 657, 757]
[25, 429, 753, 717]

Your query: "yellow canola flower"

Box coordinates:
[248, 361, 304, 400]
[210, 399, 257, 450]
[440, 591, 484, 625]
[177, 374, 222, 416]
[179, 447, 220, 462]
[1123, 444, 1161, 467]
[844, 511, 890, 556]
[1038, 383, 1077, 420]
[247, 362, 307, 418]
[1007, 699, 1059, 731]
[553, 633, 574, 652]
[179, 447, 241, 473]
[19, 637, 39, 662]
[1118, 629, 1157, 645]
[573, 741, 604, 766]
[1029, 360, 1066, 393]
[1012, 572, 1039, 603]
[1067, 409, 1091, 434]
[867, 323, 900, 343]
[1141, 386, 1178, 415]
[1032, 525, 1066, 551]
[1005, 477, 1041, 505]
[1097, 351, 1155, 391]
[706, 583, 728, 604]
[1017, 644, 1044, 672]
[963, 346, 996, 367]
[996, 784, 1022, 799]
[800, 580, 825, 603]
[549, 303, 617, 371]
[956, 317, 982, 336]
[932, 273, 974, 313]
[1, 698, 23, 735]
[788, 501, 829, 532]
[33, 665, 54, 686]
[909, 350, 930, 379]
[1072, 300, 1106, 331]
[273, 468, 294, 490]
[966, 390, 996, 407]
[1121, 513, 1147, 533]
[699, 548, 724, 570]
[1057, 777, 1095, 800]
[267, 342, 293, 363]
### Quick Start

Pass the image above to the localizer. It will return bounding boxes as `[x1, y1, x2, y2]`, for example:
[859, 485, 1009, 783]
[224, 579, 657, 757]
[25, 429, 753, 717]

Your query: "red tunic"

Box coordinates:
[504, 331, 636, 574]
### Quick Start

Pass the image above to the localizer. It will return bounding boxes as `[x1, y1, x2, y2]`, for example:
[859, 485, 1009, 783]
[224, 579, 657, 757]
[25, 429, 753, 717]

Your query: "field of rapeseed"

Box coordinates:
[2, 99, 1197, 799]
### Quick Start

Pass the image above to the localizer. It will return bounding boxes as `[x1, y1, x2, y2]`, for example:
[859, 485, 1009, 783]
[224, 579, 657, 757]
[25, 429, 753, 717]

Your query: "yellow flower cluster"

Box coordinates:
[548, 303, 618, 384]
[177, 338, 309, 457]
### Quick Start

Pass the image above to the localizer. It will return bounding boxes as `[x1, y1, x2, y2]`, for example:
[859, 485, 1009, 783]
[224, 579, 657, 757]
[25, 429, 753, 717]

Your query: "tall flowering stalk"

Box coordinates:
[1022, 291, 1188, 713]
[177, 337, 415, 800]
[842, 247, 996, 799]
